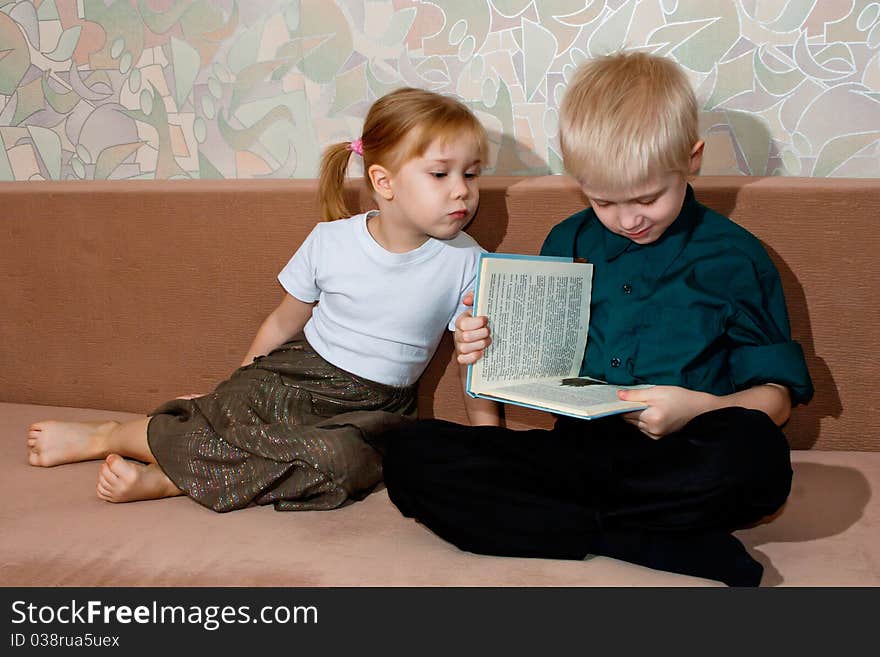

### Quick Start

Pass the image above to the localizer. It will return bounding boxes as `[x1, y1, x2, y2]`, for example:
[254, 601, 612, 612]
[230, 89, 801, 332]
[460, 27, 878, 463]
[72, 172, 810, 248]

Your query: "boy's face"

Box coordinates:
[578, 141, 704, 245]
[580, 172, 688, 245]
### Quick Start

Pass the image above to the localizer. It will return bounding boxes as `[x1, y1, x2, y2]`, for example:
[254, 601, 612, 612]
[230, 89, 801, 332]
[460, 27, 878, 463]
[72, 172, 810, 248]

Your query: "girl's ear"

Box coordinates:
[368, 164, 394, 201]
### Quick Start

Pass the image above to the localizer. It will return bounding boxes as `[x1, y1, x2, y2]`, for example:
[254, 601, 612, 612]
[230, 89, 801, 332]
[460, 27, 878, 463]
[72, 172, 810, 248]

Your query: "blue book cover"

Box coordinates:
[465, 253, 648, 420]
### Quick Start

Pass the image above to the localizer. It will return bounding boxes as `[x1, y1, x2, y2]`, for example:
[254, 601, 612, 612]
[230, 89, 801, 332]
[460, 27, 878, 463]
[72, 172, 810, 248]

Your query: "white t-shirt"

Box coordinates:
[278, 211, 484, 387]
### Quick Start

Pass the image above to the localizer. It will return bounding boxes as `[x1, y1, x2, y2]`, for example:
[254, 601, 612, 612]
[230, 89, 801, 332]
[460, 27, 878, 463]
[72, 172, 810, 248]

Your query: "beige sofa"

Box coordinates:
[2, 176, 878, 586]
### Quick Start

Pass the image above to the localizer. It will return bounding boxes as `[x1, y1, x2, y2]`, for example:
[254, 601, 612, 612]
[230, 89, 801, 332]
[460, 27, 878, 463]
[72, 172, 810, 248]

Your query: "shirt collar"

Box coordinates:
[602, 184, 699, 268]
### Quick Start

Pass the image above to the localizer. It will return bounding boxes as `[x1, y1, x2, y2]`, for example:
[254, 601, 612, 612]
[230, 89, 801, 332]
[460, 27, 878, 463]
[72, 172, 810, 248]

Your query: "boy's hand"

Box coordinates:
[618, 386, 712, 439]
[454, 291, 492, 365]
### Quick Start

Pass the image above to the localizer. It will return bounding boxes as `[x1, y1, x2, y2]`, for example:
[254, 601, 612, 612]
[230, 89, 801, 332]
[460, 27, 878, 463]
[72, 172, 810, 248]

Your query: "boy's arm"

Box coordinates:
[710, 383, 791, 425]
[459, 364, 502, 426]
[241, 294, 316, 366]
[618, 383, 792, 439]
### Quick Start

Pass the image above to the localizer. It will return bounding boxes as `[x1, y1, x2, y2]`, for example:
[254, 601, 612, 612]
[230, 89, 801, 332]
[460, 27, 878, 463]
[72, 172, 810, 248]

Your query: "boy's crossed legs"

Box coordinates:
[27, 417, 182, 503]
[383, 407, 791, 586]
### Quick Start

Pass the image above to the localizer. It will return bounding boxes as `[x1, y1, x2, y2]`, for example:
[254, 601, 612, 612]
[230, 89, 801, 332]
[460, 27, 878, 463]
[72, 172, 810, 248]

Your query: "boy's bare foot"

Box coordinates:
[27, 420, 119, 467]
[96, 454, 182, 503]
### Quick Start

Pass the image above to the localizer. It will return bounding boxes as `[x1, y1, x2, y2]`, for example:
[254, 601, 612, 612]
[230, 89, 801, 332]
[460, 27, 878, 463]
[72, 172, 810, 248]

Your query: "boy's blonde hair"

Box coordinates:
[559, 51, 700, 193]
[319, 87, 488, 221]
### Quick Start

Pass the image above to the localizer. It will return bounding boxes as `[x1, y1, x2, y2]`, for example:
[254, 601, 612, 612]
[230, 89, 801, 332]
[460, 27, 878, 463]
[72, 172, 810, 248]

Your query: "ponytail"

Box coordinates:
[318, 142, 356, 221]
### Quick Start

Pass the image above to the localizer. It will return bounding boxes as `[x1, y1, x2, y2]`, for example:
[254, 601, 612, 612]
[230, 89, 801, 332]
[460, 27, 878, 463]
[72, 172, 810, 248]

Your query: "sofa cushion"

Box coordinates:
[4, 403, 877, 586]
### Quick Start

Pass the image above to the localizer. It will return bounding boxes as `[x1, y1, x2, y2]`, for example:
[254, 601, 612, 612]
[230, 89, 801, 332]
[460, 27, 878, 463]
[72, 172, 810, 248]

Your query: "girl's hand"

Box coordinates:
[454, 291, 491, 365]
[618, 386, 713, 439]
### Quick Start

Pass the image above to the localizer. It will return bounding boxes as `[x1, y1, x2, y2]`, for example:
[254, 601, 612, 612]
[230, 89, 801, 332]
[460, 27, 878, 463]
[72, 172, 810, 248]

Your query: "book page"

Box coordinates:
[470, 256, 592, 393]
[484, 377, 649, 418]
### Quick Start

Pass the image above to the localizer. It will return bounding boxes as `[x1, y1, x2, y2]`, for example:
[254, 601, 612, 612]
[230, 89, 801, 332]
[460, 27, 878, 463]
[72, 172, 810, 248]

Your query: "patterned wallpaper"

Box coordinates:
[1, 0, 879, 181]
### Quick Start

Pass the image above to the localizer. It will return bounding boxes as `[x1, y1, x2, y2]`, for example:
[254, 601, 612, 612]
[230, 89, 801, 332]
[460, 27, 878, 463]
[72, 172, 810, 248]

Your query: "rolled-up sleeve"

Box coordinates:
[726, 265, 814, 405]
[729, 341, 813, 405]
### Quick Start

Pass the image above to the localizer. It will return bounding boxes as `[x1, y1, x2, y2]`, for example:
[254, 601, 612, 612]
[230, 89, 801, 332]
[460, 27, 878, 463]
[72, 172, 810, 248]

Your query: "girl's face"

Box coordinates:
[380, 135, 482, 249]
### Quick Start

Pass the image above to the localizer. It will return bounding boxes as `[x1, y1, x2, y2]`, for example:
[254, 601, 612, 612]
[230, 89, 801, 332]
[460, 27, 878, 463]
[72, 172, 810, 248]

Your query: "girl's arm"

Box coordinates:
[241, 294, 316, 366]
[459, 364, 503, 426]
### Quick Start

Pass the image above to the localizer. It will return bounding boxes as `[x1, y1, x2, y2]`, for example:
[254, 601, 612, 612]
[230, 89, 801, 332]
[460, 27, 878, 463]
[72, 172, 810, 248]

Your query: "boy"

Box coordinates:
[381, 52, 813, 586]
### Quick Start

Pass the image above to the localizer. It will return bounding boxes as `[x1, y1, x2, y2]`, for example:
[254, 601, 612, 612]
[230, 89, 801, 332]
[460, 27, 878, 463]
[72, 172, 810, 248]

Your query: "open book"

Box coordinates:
[466, 253, 650, 420]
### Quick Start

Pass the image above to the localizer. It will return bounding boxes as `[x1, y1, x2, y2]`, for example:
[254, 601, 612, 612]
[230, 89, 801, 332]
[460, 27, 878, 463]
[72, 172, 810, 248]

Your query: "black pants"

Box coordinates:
[383, 408, 792, 586]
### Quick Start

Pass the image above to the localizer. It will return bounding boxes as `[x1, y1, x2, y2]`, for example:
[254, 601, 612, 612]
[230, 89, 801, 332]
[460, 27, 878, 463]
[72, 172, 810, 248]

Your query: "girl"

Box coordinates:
[27, 87, 499, 512]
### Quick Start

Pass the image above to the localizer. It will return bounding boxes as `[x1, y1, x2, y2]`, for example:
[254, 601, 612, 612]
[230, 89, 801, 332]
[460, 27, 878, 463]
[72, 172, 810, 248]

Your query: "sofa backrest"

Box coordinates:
[0, 177, 514, 415]
[2, 176, 877, 450]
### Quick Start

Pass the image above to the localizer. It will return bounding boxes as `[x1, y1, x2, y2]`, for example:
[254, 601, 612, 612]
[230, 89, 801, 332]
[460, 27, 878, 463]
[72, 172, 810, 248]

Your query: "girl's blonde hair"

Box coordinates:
[559, 51, 700, 193]
[318, 87, 489, 221]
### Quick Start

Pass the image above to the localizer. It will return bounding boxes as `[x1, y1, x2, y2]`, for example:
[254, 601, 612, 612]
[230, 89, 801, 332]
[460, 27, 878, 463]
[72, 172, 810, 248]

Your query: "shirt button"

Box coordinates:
[610, 357, 621, 368]
[622, 283, 632, 294]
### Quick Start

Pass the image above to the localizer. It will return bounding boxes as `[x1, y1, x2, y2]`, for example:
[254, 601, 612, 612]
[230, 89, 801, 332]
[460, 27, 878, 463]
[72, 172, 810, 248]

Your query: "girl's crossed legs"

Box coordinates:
[26, 417, 182, 503]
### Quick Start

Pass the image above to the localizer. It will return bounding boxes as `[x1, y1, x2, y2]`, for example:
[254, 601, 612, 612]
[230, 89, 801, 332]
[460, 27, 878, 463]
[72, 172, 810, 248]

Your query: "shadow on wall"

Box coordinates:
[761, 243, 840, 450]
[699, 111, 840, 450]
[697, 206, 841, 450]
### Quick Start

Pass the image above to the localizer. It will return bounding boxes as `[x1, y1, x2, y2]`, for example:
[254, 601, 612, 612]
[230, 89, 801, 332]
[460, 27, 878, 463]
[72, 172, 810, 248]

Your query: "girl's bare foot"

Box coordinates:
[96, 454, 182, 503]
[27, 420, 119, 467]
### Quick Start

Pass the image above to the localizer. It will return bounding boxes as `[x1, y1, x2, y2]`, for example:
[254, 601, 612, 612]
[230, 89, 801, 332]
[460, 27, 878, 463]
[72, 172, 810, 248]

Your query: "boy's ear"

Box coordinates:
[368, 164, 394, 201]
[689, 140, 705, 175]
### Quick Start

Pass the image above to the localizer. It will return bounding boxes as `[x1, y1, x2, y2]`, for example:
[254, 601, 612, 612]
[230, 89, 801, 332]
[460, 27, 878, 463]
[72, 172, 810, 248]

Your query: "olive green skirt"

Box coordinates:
[147, 338, 416, 512]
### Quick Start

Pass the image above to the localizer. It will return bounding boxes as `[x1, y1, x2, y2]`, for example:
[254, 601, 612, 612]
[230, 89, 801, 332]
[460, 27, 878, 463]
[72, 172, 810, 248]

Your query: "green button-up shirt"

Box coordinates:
[540, 185, 814, 405]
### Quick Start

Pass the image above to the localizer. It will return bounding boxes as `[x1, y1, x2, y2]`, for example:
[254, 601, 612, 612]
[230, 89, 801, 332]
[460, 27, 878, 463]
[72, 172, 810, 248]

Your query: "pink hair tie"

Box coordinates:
[348, 138, 363, 156]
